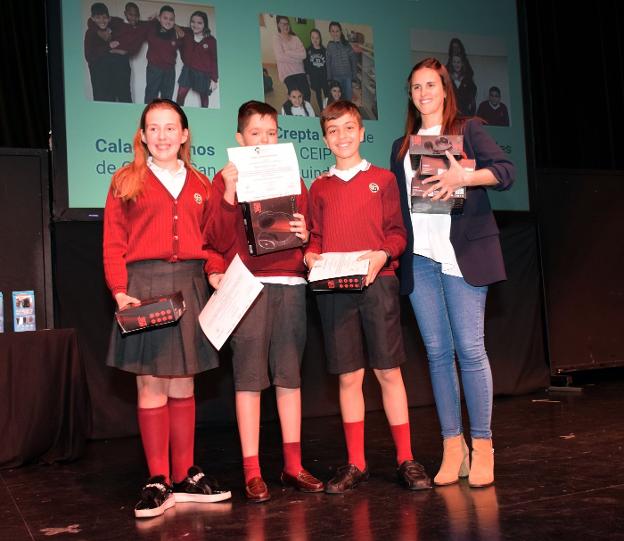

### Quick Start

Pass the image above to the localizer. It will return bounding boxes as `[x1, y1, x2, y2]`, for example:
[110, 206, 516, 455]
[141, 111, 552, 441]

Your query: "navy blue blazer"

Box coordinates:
[390, 119, 515, 293]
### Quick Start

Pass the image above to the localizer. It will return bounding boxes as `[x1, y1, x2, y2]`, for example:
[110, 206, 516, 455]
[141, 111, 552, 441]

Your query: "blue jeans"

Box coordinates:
[408, 255, 493, 439]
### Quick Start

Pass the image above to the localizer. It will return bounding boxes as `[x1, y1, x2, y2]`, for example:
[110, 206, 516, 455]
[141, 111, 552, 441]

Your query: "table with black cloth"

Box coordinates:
[0, 328, 89, 469]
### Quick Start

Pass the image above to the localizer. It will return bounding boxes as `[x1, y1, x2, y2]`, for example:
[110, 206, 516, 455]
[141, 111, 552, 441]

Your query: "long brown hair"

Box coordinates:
[110, 99, 203, 201]
[398, 57, 465, 159]
[276, 15, 295, 36]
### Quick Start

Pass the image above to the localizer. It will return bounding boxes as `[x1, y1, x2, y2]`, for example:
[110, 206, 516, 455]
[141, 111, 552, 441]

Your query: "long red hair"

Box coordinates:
[110, 99, 205, 201]
[398, 57, 466, 160]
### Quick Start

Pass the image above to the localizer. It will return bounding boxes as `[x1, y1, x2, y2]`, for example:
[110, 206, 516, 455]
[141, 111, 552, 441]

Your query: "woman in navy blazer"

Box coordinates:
[390, 58, 514, 488]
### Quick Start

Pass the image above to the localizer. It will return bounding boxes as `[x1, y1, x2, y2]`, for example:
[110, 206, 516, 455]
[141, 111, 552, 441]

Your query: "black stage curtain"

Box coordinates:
[53, 213, 548, 440]
[0, 2, 49, 149]
[536, 170, 624, 373]
[522, 0, 624, 169]
[0, 329, 89, 468]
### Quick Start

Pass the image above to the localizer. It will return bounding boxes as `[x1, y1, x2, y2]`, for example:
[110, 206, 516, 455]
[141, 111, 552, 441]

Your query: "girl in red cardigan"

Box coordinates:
[175, 11, 218, 108]
[103, 99, 230, 518]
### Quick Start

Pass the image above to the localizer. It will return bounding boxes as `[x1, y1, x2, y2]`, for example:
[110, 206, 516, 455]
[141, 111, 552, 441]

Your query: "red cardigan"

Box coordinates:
[179, 31, 218, 81]
[211, 171, 308, 278]
[84, 26, 111, 65]
[306, 165, 406, 276]
[103, 168, 224, 296]
[111, 17, 147, 57]
[142, 20, 180, 70]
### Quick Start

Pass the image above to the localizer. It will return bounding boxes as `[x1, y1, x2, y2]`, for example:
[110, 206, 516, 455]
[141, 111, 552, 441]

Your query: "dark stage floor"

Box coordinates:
[2, 376, 624, 541]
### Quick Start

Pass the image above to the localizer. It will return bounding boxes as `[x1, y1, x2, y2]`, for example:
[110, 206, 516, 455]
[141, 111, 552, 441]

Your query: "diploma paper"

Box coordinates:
[307, 251, 370, 282]
[227, 143, 301, 202]
[198, 255, 264, 350]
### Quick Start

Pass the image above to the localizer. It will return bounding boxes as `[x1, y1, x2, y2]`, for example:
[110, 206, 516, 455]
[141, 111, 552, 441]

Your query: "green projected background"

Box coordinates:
[60, 0, 528, 211]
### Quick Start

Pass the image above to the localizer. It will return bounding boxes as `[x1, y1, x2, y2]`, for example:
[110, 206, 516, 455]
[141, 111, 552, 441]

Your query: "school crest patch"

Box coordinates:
[369, 183, 379, 193]
[194, 193, 203, 204]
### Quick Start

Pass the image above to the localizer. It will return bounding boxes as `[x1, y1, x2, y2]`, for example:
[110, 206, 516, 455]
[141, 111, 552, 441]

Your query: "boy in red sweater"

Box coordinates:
[84, 2, 131, 102]
[143, 5, 181, 103]
[210, 101, 324, 502]
[305, 100, 432, 493]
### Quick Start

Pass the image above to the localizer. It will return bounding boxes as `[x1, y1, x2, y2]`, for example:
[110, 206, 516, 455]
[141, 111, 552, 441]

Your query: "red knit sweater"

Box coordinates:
[110, 17, 147, 57]
[143, 20, 180, 70]
[84, 26, 111, 65]
[179, 31, 218, 81]
[211, 171, 308, 278]
[103, 168, 225, 296]
[306, 165, 406, 275]
[85, 17, 145, 61]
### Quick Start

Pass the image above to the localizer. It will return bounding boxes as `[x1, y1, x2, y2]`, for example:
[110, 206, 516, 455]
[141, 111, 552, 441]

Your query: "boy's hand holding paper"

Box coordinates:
[198, 254, 263, 350]
[307, 251, 370, 291]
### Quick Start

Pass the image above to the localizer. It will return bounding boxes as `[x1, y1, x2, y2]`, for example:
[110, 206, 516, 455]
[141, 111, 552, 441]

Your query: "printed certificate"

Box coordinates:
[307, 251, 370, 282]
[227, 143, 301, 202]
[198, 255, 263, 350]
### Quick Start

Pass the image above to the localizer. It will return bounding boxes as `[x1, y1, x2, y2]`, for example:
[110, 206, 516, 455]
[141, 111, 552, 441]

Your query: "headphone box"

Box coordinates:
[410, 158, 474, 215]
[309, 275, 366, 292]
[241, 195, 302, 256]
[409, 134, 464, 171]
[115, 291, 186, 334]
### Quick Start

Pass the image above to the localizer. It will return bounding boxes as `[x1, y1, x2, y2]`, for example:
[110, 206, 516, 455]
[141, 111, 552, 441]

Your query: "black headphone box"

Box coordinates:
[241, 195, 302, 256]
[309, 275, 366, 292]
[115, 291, 186, 334]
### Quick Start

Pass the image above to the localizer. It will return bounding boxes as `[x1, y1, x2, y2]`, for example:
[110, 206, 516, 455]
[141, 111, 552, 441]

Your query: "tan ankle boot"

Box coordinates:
[434, 434, 470, 486]
[469, 438, 494, 488]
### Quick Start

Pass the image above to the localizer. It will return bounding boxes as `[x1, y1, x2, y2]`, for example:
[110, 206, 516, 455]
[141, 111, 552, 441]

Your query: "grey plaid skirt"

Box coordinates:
[106, 259, 219, 376]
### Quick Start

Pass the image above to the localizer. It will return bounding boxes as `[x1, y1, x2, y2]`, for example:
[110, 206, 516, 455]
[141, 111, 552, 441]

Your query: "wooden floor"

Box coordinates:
[2, 371, 624, 540]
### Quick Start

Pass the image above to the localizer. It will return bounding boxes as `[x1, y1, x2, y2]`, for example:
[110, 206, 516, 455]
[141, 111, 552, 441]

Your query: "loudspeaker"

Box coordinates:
[0, 148, 53, 330]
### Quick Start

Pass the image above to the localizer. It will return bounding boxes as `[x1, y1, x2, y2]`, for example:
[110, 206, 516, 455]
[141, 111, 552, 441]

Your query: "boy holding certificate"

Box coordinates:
[304, 100, 432, 493]
[210, 101, 324, 502]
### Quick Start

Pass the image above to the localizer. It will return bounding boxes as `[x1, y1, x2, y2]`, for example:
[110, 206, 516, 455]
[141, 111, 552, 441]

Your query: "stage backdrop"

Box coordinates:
[50, 0, 529, 219]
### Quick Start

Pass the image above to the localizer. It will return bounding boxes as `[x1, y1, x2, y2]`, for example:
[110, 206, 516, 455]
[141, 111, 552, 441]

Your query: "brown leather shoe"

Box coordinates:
[280, 469, 324, 493]
[397, 460, 432, 490]
[325, 464, 369, 494]
[245, 477, 271, 503]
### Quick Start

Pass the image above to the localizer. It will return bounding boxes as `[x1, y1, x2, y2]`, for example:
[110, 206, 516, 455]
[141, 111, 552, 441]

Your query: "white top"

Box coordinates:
[260, 276, 307, 285]
[404, 125, 463, 277]
[147, 157, 186, 199]
[329, 159, 370, 182]
[281, 102, 316, 117]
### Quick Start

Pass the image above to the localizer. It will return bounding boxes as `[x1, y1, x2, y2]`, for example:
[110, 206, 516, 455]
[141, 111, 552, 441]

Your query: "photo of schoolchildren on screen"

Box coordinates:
[259, 13, 378, 120]
[411, 29, 511, 126]
[83, 0, 219, 108]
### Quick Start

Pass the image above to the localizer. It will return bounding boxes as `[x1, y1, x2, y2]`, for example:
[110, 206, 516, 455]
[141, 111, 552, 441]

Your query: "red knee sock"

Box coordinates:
[168, 396, 196, 484]
[243, 455, 262, 484]
[343, 421, 366, 471]
[137, 404, 170, 482]
[390, 422, 414, 465]
[176, 86, 189, 105]
[282, 442, 303, 477]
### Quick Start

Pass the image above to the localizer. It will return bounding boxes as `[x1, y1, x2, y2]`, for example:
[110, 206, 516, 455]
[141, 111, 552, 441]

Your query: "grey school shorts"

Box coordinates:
[230, 283, 306, 391]
[315, 275, 406, 374]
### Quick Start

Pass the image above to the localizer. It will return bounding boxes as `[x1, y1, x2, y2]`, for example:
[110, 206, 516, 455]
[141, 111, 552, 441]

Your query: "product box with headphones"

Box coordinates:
[115, 291, 186, 334]
[241, 195, 302, 256]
